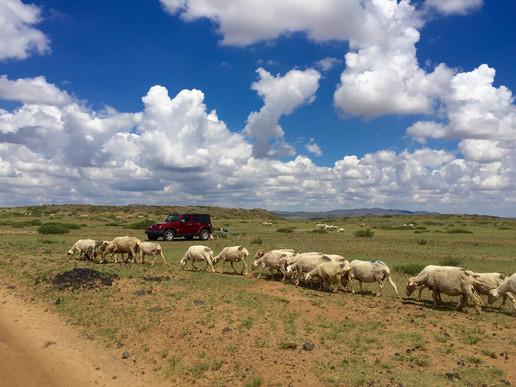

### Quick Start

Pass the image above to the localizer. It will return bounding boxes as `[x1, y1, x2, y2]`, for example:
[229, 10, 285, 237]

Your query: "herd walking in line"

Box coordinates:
[67, 236, 516, 314]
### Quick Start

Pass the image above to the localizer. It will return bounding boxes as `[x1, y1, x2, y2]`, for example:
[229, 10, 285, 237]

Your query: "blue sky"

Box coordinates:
[0, 0, 515, 215]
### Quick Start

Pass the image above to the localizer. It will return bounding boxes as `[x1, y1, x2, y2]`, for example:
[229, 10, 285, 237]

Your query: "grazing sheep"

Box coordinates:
[349, 260, 399, 297]
[180, 245, 215, 272]
[488, 273, 516, 310]
[286, 252, 333, 286]
[98, 236, 141, 264]
[465, 271, 515, 308]
[67, 239, 99, 261]
[252, 250, 290, 280]
[262, 221, 273, 227]
[406, 267, 482, 312]
[337, 228, 345, 233]
[304, 261, 351, 292]
[406, 265, 459, 301]
[139, 241, 167, 265]
[213, 246, 250, 275]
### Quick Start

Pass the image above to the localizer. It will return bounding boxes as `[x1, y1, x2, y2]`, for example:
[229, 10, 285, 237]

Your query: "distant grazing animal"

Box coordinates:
[212, 246, 250, 275]
[180, 245, 215, 272]
[98, 236, 141, 264]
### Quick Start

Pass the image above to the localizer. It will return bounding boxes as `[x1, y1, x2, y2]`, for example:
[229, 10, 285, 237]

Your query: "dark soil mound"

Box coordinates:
[52, 268, 119, 291]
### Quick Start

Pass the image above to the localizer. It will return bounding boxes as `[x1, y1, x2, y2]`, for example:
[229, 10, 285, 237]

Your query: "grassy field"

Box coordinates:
[0, 205, 515, 386]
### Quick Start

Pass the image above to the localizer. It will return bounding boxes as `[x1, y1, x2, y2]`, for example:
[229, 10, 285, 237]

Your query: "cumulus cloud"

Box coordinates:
[0, 75, 72, 106]
[425, 0, 483, 15]
[0, 0, 49, 61]
[407, 64, 516, 162]
[305, 139, 322, 156]
[1, 74, 516, 215]
[243, 67, 321, 158]
[315, 57, 342, 72]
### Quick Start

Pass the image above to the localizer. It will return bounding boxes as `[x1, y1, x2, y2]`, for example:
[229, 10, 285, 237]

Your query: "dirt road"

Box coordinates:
[0, 285, 166, 387]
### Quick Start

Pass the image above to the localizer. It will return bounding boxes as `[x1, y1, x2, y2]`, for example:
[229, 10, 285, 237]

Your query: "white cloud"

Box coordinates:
[1, 75, 516, 215]
[425, 0, 483, 15]
[315, 57, 342, 72]
[0, 75, 72, 106]
[407, 64, 516, 163]
[305, 138, 322, 156]
[243, 67, 320, 158]
[0, 0, 49, 61]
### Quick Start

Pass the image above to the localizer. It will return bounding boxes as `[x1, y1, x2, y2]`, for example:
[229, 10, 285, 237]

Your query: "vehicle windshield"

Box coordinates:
[165, 214, 180, 222]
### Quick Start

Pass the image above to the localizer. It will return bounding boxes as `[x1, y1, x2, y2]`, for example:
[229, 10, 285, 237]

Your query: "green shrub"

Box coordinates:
[354, 228, 374, 237]
[439, 257, 462, 266]
[126, 220, 155, 229]
[10, 220, 42, 228]
[311, 229, 327, 233]
[394, 263, 426, 275]
[446, 228, 473, 234]
[276, 228, 294, 233]
[105, 222, 123, 227]
[416, 239, 428, 245]
[250, 238, 263, 245]
[38, 223, 70, 234]
[60, 223, 81, 230]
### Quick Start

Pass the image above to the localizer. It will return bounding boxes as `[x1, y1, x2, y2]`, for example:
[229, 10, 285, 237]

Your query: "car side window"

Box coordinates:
[182, 215, 191, 222]
[192, 215, 202, 222]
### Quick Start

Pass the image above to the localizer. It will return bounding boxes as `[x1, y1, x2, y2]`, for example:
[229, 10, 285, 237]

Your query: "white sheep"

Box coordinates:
[212, 246, 250, 275]
[139, 241, 167, 265]
[465, 271, 515, 308]
[337, 228, 345, 233]
[67, 239, 99, 261]
[252, 250, 290, 280]
[304, 261, 351, 292]
[488, 273, 516, 310]
[180, 245, 215, 272]
[348, 260, 399, 297]
[286, 252, 333, 286]
[406, 267, 482, 312]
[406, 265, 459, 301]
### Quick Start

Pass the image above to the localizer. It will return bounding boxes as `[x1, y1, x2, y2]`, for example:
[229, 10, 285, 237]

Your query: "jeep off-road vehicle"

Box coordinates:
[145, 213, 212, 241]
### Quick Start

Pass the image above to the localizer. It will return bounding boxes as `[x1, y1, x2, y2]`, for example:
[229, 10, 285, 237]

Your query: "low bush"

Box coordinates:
[38, 223, 71, 234]
[439, 257, 462, 266]
[446, 228, 473, 234]
[250, 238, 263, 245]
[354, 228, 374, 238]
[394, 263, 426, 276]
[126, 220, 155, 230]
[276, 228, 294, 233]
[10, 219, 42, 228]
[311, 229, 327, 233]
[416, 239, 428, 245]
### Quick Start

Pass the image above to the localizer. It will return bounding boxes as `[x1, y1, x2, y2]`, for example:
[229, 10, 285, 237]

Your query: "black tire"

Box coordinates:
[185, 235, 193, 240]
[148, 235, 158, 241]
[163, 230, 175, 241]
[199, 229, 209, 240]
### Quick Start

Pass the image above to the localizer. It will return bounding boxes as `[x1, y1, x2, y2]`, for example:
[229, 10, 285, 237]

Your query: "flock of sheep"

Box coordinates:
[67, 237, 516, 314]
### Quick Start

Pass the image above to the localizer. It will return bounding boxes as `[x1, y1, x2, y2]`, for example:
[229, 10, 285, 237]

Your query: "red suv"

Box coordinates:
[145, 213, 212, 241]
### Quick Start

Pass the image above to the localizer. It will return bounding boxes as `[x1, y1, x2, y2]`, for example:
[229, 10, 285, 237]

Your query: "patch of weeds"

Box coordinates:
[211, 360, 223, 371]
[446, 228, 473, 234]
[250, 237, 262, 245]
[188, 362, 209, 378]
[354, 228, 374, 237]
[434, 335, 448, 344]
[311, 229, 327, 233]
[254, 338, 267, 348]
[463, 335, 481, 345]
[167, 356, 181, 372]
[439, 257, 462, 266]
[244, 376, 262, 387]
[126, 220, 155, 229]
[416, 239, 428, 245]
[481, 349, 497, 359]
[466, 356, 483, 364]
[394, 263, 426, 275]
[276, 227, 294, 233]
[239, 316, 255, 330]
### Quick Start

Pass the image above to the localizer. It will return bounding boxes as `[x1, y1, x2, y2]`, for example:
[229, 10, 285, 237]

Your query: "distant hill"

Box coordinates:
[274, 208, 438, 219]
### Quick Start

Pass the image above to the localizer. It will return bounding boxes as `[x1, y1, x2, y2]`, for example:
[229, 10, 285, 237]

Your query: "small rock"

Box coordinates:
[43, 341, 56, 348]
[457, 359, 465, 367]
[116, 341, 124, 349]
[134, 289, 147, 297]
[112, 376, 117, 380]
[222, 326, 233, 333]
[121, 351, 129, 360]
[302, 342, 315, 351]
[194, 300, 206, 305]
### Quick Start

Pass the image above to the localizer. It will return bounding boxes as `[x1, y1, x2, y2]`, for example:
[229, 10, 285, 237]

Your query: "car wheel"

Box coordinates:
[163, 230, 175, 241]
[199, 229, 209, 240]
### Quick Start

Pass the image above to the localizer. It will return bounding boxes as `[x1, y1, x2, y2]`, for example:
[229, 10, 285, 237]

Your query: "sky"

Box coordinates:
[0, 0, 515, 216]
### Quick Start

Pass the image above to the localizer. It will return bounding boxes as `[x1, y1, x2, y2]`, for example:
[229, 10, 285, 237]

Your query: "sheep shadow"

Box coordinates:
[401, 297, 478, 313]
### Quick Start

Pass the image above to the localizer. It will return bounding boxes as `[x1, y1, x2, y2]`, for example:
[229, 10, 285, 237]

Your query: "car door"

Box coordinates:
[180, 214, 196, 235]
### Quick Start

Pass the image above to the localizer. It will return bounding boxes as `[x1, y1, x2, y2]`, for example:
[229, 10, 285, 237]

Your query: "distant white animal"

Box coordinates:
[67, 239, 99, 261]
[262, 221, 273, 227]
[180, 245, 214, 272]
[337, 228, 345, 233]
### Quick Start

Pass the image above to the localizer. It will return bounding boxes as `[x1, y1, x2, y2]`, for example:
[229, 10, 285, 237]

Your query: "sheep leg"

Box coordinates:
[191, 261, 199, 271]
[359, 281, 363, 294]
[160, 251, 167, 265]
[376, 280, 384, 297]
[207, 260, 215, 273]
[417, 286, 424, 301]
[241, 259, 248, 275]
[279, 266, 287, 282]
[257, 264, 265, 279]
[230, 261, 238, 274]
[432, 289, 440, 306]
[386, 276, 400, 297]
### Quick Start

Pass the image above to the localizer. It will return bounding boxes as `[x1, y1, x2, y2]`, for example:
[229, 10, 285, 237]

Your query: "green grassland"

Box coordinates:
[0, 205, 515, 386]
